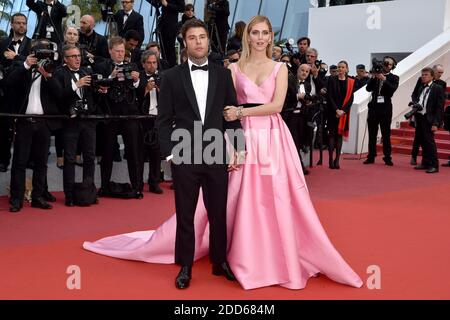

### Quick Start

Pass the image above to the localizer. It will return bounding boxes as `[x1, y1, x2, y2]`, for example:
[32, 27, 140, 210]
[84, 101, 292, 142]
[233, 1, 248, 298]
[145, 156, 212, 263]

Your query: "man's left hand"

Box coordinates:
[131, 71, 140, 83]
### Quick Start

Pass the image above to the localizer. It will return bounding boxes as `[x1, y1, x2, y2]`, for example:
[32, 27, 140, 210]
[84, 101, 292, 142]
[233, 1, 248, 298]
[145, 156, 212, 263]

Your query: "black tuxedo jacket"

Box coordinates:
[52, 65, 96, 115]
[412, 82, 445, 127]
[157, 0, 185, 32]
[79, 31, 110, 62]
[26, 0, 67, 43]
[6, 62, 62, 130]
[366, 72, 399, 115]
[102, 9, 145, 44]
[0, 36, 32, 69]
[157, 62, 244, 164]
[137, 70, 161, 114]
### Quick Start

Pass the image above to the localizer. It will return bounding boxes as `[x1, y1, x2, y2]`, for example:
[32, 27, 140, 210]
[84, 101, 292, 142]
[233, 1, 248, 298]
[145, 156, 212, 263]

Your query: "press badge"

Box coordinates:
[377, 96, 385, 103]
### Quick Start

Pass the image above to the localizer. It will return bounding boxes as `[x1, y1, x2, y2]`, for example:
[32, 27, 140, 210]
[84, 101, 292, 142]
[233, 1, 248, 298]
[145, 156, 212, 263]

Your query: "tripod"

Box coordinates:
[208, 17, 223, 55]
[151, 9, 166, 62]
[104, 6, 118, 39]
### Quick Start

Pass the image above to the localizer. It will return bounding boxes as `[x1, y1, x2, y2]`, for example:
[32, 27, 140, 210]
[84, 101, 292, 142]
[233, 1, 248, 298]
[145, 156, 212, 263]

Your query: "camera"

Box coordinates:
[148, 0, 162, 8]
[371, 58, 384, 74]
[31, 40, 59, 73]
[70, 99, 89, 118]
[148, 74, 161, 88]
[404, 101, 423, 120]
[91, 73, 115, 88]
[114, 63, 134, 83]
[314, 59, 323, 69]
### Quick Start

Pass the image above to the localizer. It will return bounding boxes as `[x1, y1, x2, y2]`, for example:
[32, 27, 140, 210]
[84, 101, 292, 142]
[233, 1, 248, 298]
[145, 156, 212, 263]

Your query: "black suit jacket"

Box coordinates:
[137, 70, 160, 114]
[366, 72, 399, 115]
[0, 36, 32, 70]
[412, 82, 445, 127]
[6, 62, 62, 130]
[156, 0, 185, 32]
[52, 65, 96, 116]
[26, 0, 67, 43]
[157, 62, 244, 164]
[79, 31, 110, 63]
[102, 9, 145, 44]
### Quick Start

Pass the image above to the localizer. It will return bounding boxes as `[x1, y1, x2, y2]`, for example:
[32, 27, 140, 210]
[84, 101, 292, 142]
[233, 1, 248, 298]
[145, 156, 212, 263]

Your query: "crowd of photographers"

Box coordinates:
[0, 0, 448, 213]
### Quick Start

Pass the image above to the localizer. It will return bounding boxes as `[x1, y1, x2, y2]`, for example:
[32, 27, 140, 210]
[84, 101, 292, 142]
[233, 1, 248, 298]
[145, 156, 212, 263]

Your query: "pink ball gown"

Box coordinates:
[84, 62, 363, 290]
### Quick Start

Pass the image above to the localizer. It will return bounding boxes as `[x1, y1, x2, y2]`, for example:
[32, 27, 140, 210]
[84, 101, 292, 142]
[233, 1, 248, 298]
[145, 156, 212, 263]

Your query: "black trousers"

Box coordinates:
[415, 114, 439, 168]
[0, 117, 13, 167]
[63, 120, 96, 198]
[172, 164, 228, 266]
[286, 112, 311, 151]
[10, 119, 51, 201]
[101, 119, 143, 191]
[143, 118, 161, 185]
[367, 111, 392, 160]
[160, 26, 177, 67]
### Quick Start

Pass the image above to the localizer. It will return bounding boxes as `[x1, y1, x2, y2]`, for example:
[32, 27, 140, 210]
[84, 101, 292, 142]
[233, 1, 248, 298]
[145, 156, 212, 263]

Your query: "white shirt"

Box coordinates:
[12, 36, 24, 54]
[188, 59, 209, 124]
[70, 69, 82, 99]
[418, 81, 433, 115]
[23, 64, 44, 115]
[296, 81, 306, 111]
[147, 73, 158, 115]
[123, 10, 133, 25]
[47, 1, 54, 15]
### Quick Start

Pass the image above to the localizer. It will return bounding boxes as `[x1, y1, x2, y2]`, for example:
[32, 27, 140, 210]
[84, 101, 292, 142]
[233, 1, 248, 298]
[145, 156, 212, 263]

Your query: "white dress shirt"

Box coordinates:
[123, 10, 133, 25]
[12, 36, 24, 55]
[147, 73, 158, 115]
[418, 81, 433, 115]
[188, 59, 209, 124]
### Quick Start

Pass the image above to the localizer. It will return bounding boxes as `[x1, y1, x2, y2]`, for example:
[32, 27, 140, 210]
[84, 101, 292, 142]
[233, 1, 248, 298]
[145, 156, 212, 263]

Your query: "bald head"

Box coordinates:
[80, 15, 95, 35]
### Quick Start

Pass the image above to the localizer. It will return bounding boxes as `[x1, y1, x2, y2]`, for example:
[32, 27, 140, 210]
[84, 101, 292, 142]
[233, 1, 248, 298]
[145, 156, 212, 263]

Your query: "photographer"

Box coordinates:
[296, 37, 310, 65]
[205, 0, 230, 55]
[137, 50, 163, 194]
[101, 0, 144, 46]
[0, 13, 32, 173]
[79, 15, 110, 64]
[147, 0, 185, 67]
[53, 45, 97, 206]
[93, 36, 143, 198]
[26, 0, 67, 44]
[364, 56, 399, 166]
[409, 67, 445, 174]
[6, 40, 62, 213]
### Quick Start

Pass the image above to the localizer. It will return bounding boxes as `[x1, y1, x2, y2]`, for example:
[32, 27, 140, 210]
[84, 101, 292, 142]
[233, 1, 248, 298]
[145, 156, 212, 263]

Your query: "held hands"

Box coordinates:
[4, 49, 17, 60]
[76, 75, 91, 88]
[336, 109, 345, 118]
[223, 106, 243, 122]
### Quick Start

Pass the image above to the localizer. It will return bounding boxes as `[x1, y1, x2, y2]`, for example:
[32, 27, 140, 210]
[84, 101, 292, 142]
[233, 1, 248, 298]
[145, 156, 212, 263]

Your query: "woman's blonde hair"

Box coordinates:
[238, 15, 273, 69]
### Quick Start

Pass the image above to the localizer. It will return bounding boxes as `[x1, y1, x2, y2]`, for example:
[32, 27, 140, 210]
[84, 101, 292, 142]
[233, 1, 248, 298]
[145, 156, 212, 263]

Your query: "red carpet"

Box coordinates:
[1, 154, 450, 300]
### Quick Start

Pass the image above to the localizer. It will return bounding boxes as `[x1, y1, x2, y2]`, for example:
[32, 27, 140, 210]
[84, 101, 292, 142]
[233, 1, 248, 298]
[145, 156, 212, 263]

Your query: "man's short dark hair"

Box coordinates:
[146, 41, 160, 51]
[141, 50, 158, 65]
[297, 37, 311, 46]
[10, 12, 27, 24]
[62, 44, 80, 57]
[226, 49, 238, 58]
[124, 29, 141, 43]
[185, 3, 194, 11]
[422, 67, 435, 77]
[330, 65, 337, 70]
[356, 64, 366, 70]
[181, 19, 208, 40]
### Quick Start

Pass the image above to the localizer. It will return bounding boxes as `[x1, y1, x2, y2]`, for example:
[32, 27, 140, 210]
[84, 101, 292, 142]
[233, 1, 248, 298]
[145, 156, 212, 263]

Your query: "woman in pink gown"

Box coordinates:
[84, 15, 363, 290]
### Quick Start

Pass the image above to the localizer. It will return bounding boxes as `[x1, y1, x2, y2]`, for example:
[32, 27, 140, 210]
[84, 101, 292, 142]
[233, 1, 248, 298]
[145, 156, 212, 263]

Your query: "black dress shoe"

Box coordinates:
[363, 158, 375, 164]
[65, 198, 74, 207]
[175, 266, 192, 289]
[333, 159, 340, 170]
[42, 190, 56, 202]
[149, 183, 163, 194]
[0, 163, 8, 172]
[31, 197, 52, 210]
[410, 157, 418, 166]
[426, 167, 439, 174]
[384, 159, 394, 166]
[414, 165, 428, 170]
[9, 198, 23, 213]
[135, 191, 144, 199]
[212, 261, 236, 281]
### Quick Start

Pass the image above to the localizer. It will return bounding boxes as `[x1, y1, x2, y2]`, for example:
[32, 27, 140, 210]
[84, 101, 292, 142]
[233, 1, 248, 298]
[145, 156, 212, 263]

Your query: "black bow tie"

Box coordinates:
[11, 39, 22, 46]
[191, 64, 208, 72]
[299, 81, 305, 84]
[124, 12, 130, 17]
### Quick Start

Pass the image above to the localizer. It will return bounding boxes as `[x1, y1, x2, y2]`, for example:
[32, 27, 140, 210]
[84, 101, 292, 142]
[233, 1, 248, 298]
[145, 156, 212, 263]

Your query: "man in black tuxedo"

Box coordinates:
[94, 37, 143, 198]
[7, 46, 62, 213]
[137, 50, 163, 194]
[411, 67, 445, 174]
[53, 45, 97, 206]
[0, 13, 32, 173]
[205, 0, 230, 55]
[79, 15, 110, 64]
[26, 0, 67, 44]
[364, 56, 399, 166]
[157, 19, 245, 289]
[146, 42, 171, 71]
[148, 0, 185, 67]
[102, 0, 145, 46]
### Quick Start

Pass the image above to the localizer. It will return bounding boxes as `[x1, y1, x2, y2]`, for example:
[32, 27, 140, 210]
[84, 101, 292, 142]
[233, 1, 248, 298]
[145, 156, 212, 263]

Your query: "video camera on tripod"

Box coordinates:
[98, 0, 119, 38]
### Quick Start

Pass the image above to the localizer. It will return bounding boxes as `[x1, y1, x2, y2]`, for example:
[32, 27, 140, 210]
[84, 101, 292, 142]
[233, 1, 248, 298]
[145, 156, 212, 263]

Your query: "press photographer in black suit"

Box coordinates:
[137, 50, 163, 194]
[7, 41, 62, 213]
[410, 67, 445, 174]
[364, 56, 399, 166]
[79, 15, 110, 64]
[26, 0, 67, 44]
[147, 0, 185, 67]
[53, 45, 97, 206]
[101, 0, 145, 45]
[94, 37, 143, 198]
[205, 0, 230, 55]
[0, 13, 32, 173]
